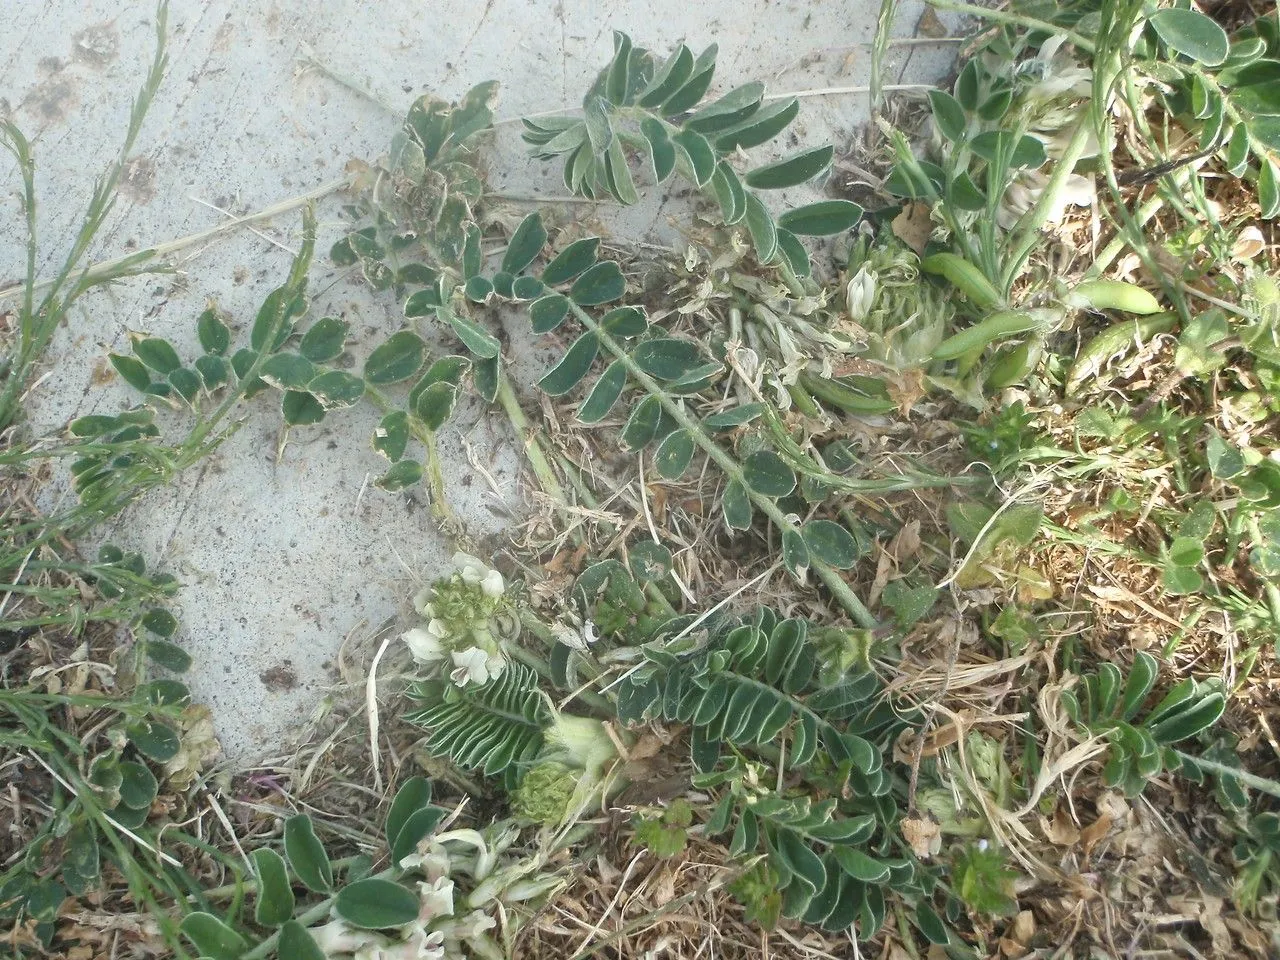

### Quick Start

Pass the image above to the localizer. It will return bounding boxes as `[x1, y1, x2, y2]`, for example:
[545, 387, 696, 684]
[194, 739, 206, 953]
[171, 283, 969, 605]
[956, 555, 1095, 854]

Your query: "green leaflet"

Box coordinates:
[542, 237, 600, 286]
[723, 478, 753, 529]
[801, 519, 860, 569]
[364, 331, 426, 384]
[715, 97, 799, 152]
[197, 307, 231, 355]
[529, 294, 572, 333]
[570, 261, 627, 305]
[711, 162, 747, 224]
[631, 338, 703, 380]
[260, 353, 316, 389]
[654, 428, 696, 479]
[372, 412, 408, 463]
[744, 193, 778, 261]
[674, 128, 717, 187]
[132, 336, 181, 375]
[685, 81, 765, 134]
[782, 528, 810, 578]
[378, 459, 423, 491]
[743, 450, 797, 497]
[539, 332, 600, 396]
[251, 848, 294, 927]
[499, 216, 545, 276]
[638, 45, 694, 108]
[281, 390, 325, 426]
[642, 117, 677, 183]
[578, 360, 629, 423]
[1149, 8, 1229, 66]
[386, 778, 437, 848]
[278, 922, 326, 960]
[180, 913, 247, 960]
[284, 815, 333, 893]
[335, 878, 421, 930]
[604, 136, 640, 204]
[777, 200, 863, 236]
[744, 145, 834, 189]
[298, 316, 348, 362]
[660, 44, 718, 114]
[447, 311, 501, 359]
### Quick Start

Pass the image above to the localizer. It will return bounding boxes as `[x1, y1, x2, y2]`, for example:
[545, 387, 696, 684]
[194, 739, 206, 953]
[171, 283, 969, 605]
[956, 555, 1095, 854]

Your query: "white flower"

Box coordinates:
[419, 930, 446, 960]
[449, 646, 506, 687]
[453, 552, 505, 598]
[399, 844, 452, 880]
[402, 625, 445, 664]
[995, 169, 1094, 230]
[309, 919, 383, 956]
[418, 875, 455, 921]
[449, 910, 497, 941]
[845, 266, 877, 323]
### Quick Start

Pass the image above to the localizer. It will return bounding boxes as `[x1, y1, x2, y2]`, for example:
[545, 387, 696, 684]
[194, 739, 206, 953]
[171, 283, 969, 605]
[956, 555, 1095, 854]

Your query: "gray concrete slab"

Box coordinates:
[0, 0, 962, 761]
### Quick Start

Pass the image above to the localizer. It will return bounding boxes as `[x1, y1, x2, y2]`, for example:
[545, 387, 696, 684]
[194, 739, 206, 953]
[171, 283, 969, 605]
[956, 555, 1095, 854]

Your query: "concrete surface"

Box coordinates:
[0, 0, 962, 762]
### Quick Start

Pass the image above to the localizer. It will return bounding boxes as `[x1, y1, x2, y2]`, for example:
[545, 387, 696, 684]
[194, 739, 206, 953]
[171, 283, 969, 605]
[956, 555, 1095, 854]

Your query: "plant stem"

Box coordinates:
[0, 177, 351, 308]
[363, 385, 452, 522]
[1085, 192, 1165, 280]
[1179, 753, 1280, 799]
[197, 855, 365, 901]
[926, 0, 1096, 53]
[495, 374, 570, 505]
[566, 302, 877, 629]
[1002, 121, 1094, 292]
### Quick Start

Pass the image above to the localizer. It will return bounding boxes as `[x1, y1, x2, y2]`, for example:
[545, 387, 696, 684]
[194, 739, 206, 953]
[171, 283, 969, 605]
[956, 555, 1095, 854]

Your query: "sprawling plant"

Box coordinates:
[179, 777, 562, 960]
[1060, 651, 1225, 798]
[522, 32, 864, 268]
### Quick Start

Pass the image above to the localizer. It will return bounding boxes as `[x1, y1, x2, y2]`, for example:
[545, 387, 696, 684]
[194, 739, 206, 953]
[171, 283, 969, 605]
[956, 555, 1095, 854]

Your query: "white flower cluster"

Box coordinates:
[401, 553, 511, 688]
[306, 826, 562, 960]
[996, 34, 1098, 230]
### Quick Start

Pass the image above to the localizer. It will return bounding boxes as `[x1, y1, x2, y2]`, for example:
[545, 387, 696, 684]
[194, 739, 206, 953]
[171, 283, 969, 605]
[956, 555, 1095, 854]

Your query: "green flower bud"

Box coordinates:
[511, 761, 578, 826]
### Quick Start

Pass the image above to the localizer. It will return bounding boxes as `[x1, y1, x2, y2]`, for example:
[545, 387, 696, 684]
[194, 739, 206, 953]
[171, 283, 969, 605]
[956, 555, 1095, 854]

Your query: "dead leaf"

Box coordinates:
[917, 7, 949, 38]
[1232, 225, 1265, 261]
[894, 714, 968, 763]
[1042, 805, 1081, 846]
[627, 733, 665, 762]
[1096, 790, 1131, 822]
[901, 814, 943, 859]
[1198, 896, 1233, 955]
[1079, 812, 1113, 859]
[889, 520, 923, 563]
[995, 910, 1036, 960]
[891, 201, 933, 255]
[885, 367, 928, 416]
[650, 863, 677, 905]
[1012, 910, 1035, 942]
[868, 548, 894, 609]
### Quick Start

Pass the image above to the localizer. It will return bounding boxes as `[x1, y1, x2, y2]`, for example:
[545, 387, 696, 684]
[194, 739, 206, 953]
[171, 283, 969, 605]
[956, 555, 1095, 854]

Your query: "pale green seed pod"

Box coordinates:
[1066, 279, 1162, 315]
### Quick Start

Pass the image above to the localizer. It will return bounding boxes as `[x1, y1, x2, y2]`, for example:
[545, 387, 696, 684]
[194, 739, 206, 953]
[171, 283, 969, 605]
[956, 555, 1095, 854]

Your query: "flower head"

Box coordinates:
[404, 553, 516, 687]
